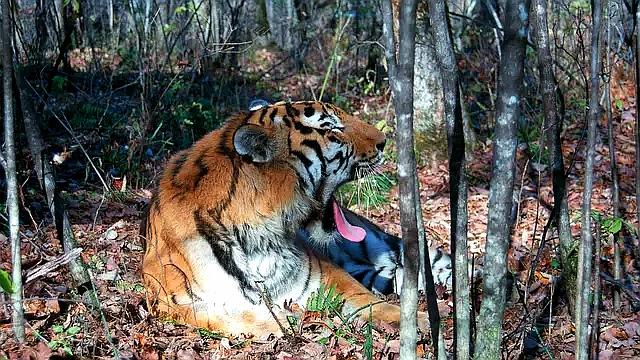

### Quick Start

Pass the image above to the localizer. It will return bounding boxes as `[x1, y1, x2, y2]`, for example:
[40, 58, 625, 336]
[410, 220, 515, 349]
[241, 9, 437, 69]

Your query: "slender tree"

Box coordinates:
[575, 0, 603, 358]
[604, 0, 622, 309]
[532, 0, 576, 312]
[427, 1, 471, 359]
[1, 0, 25, 342]
[474, 0, 530, 358]
[380, 0, 426, 358]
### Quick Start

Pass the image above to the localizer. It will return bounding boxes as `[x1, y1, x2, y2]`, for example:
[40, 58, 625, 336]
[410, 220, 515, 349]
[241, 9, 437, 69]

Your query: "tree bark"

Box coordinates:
[575, 0, 603, 358]
[604, 0, 622, 309]
[265, 0, 300, 60]
[427, 1, 470, 359]
[474, 0, 530, 358]
[381, 0, 425, 358]
[532, 0, 577, 313]
[1, 0, 25, 342]
[591, 225, 602, 360]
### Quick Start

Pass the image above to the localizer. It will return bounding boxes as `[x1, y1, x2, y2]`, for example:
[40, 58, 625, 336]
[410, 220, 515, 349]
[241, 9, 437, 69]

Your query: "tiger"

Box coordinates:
[141, 100, 428, 336]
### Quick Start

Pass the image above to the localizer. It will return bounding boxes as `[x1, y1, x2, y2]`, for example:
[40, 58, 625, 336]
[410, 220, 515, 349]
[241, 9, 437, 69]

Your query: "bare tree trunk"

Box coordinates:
[591, 225, 602, 359]
[1, 0, 25, 342]
[381, 0, 424, 358]
[604, 0, 622, 310]
[532, 0, 577, 313]
[474, 0, 530, 358]
[575, 0, 603, 358]
[265, 0, 301, 63]
[54, 0, 65, 43]
[427, 1, 470, 359]
[108, 0, 114, 32]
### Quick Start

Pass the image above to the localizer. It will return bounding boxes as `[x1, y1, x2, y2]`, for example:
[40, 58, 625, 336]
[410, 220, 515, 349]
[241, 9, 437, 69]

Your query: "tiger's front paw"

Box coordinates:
[242, 284, 263, 305]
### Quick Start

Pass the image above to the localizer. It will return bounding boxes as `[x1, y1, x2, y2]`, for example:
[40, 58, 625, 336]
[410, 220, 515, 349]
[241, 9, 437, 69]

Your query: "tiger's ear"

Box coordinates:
[233, 124, 274, 163]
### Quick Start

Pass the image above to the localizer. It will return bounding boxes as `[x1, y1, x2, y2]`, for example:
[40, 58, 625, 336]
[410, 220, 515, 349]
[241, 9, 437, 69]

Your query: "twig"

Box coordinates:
[25, 248, 83, 284]
[600, 272, 640, 310]
[92, 192, 107, 230]
[256, 282, 291, 337]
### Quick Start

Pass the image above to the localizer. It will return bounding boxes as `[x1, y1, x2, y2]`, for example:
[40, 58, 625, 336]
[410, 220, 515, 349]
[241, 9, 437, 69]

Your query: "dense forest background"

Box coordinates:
[1, 0, 640, 358]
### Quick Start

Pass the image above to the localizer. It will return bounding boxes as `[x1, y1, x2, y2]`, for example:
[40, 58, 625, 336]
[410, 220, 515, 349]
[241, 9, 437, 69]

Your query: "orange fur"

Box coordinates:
[141, 101, 426, 336]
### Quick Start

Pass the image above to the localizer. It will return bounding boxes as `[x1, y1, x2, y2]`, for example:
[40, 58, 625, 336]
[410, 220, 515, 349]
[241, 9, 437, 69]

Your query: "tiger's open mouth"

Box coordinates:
[320, 156, 383, 243]
[320, 197, 366, 243]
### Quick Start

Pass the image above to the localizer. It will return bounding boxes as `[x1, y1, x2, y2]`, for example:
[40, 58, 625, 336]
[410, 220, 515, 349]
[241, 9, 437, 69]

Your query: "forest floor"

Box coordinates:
[1, 49, 640, 359]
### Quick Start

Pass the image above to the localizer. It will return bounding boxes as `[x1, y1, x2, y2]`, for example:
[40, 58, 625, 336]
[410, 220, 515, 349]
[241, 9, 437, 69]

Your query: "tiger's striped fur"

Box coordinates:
[141, 101, 427, 336]
[300, 205, 454, 295]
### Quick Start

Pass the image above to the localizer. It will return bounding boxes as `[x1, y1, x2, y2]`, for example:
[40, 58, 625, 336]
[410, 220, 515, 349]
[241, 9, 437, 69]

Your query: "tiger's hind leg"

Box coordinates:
[319, 258, 428, 331]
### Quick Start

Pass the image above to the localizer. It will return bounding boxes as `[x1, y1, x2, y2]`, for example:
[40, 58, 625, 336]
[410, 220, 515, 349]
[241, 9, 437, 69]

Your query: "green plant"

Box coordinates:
[51, 75, 67, 93]
[517, 117, 550, 165]
[306, 283, 344, 315]
[336, 173, 395, 209]
[0, 269, 14, 294]
[195, 328, 224, 340]
[115, 280, 145, 293]
[48, 324, 81, 356]
[591, 211, 624, 236]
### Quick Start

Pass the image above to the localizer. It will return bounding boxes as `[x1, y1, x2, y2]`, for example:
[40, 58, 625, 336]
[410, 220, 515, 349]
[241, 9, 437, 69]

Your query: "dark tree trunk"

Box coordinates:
[532, 0, 577, 313]
[427, 1, 471, 359]
[575, 0, 603, 358]
[604, 0, 622, 309]
[474, 0, 530, 358]
[1, 0, 25, 342]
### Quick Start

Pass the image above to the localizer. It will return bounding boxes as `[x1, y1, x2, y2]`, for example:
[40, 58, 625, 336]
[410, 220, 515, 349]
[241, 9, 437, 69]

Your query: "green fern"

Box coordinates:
[306, 283, 344, 314]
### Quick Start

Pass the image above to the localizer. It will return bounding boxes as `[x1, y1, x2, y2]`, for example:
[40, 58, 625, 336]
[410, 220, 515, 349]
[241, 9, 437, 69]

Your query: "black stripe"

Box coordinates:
[292, 150, 316, 185]
[304, 105, 315, 118]
[431, 249, 443, 266]
[193, 211, 254, 295]
[366, 268, 385, 288]
[299, 253, 313, 296]
[351, 269, 369, 282]
[258, 107, 268, 125]
[170, 152, 189, 188]
[339, 146, 354, 172]
[269, 108, 278, 123]
[301, 139, 326, 176]
[193, 153, 209, 189]
[294, 168, 310, 190]
[285, 102, 300, 117]
[293, 120, 314, 135]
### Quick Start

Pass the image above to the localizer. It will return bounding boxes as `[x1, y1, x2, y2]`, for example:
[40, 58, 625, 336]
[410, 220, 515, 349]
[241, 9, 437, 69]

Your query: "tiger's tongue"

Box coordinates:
[332, 201, 366, 242]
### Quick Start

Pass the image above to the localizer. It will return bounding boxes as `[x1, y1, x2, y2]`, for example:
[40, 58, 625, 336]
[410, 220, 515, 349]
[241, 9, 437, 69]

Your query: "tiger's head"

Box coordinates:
[231, 101, 386, 243]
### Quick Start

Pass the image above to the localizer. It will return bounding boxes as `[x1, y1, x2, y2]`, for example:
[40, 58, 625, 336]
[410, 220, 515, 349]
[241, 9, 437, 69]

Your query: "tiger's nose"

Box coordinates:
[376, 138, 386, 152]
